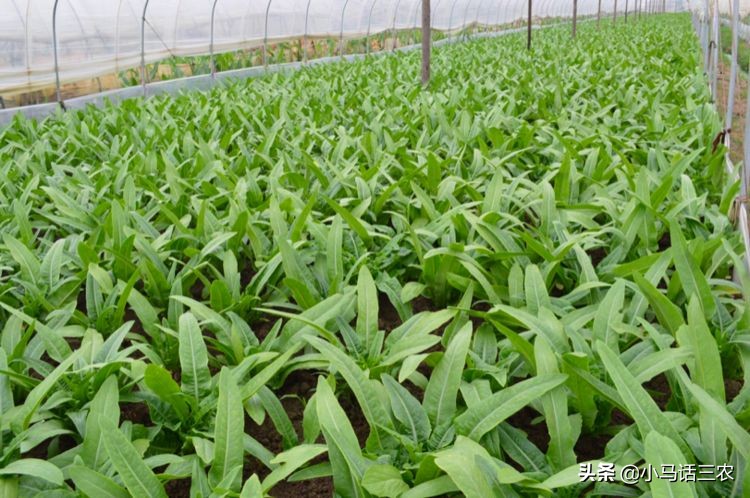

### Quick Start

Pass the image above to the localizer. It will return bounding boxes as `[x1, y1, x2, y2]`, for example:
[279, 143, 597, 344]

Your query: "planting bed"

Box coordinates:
[0, 13, 749, 498]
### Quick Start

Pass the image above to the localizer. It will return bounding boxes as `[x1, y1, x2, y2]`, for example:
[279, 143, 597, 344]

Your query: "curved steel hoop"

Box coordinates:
[263, 0, 274, 67]
[209, 0, 220, 78]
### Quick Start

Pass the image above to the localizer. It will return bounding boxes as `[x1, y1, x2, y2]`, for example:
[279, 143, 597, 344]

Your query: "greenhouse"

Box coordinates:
[1, 0, 750, 497]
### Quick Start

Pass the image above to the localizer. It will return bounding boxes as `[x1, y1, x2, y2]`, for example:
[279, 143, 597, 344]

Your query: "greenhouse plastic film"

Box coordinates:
[1, 0, 609, 96]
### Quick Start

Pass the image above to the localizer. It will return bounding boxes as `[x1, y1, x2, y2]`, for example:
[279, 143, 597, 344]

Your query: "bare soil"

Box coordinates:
[715, 58, 748, 165]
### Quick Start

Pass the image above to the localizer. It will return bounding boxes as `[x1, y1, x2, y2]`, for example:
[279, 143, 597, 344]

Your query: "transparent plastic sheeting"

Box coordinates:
[0, 0, 611, 95]
[684, 0, 750, 15]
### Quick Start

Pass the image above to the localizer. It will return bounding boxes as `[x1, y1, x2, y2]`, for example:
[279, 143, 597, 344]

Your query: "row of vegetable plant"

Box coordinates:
[0, 13, 748, 498]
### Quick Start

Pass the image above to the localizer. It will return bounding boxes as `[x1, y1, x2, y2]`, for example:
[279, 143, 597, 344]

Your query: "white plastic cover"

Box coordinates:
[683, 0, 750, 15]
[0, 0, 614, 96]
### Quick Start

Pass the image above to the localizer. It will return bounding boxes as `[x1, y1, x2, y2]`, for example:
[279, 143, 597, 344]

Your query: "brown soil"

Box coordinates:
[164, 478, 192, 497]
[508, 406, 550, 454]
[378, 292, 402, 332]
[587, 247, 608, 268]
[657, 231, 671, 251]
[725, 378, 744, 403]
[252, 317, 279, 343]
[412, 296, 438, 314]
[22, 434, 77, 460]
[575, 432, 612, 462]
[120, 402, 152, 426]
[241, 369, 368, 498]
[715, 58, 748, 165]
[644, 374, 672, 411]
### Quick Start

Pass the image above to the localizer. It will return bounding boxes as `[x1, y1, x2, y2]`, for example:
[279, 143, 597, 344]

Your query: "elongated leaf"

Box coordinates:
[178, 312, 211, 400]
[455, 374, 568, 440]
[210, 368, 244, 492]
[423, 322, 472, 433]
[633, 273, 684, 335]
[534, 336, 576, 471]
[262, 444, 327, 491]
[525, 265, 550, 315]
[100, 419, 167, 498]
[596, 342, 690, 457]
[315, 377, 368, 498]
[305, 336, 392, 447]
[0, 459, 63, 486]
[592, 280, 625, 352]
[82, 375, 120, 469]
[13, 348, 82, 431]
[356, 265, 379, 357]
[362, 464, 409, 497]
[644, 432, 696, 498]
[684, 381, 750, 459]
[382, 374, 431, 442]
[240, 343, 303, 400]
[433, 437, 497, 498]
[69, 465, 130, 498]
[670, 222, 716, 318]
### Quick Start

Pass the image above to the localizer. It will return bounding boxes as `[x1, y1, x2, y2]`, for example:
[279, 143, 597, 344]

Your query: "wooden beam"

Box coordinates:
[422, 0, 431, 86]
[527, 0, 532, 49]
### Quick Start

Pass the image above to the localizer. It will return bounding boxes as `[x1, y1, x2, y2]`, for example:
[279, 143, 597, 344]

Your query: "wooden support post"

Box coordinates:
[527, 0, 532, 49]
[422, 0, 431, 86]
[614, 0, 617, 23]
[596, 0, 601, 28]
[572, 0, 578, 38]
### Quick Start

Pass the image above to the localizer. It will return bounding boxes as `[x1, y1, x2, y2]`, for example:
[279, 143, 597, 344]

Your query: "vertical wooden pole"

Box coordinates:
[625, 0, 628, 22]
[572, 0, 578, 38]
[614, 0, 617, 23]
[596, 0, 600, 28]
[422, 0, 431, 85]
[527, 0, 532, 49]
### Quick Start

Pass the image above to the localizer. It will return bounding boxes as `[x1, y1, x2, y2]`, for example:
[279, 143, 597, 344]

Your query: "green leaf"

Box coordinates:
[633, 272, 684, 334]
[178, 312, 211, 400]
[684, 381, 750, 459]
[362, 464, 409, 497]
[644, 432, 696, 498]
[525, 264, 550, 315]
[592, 280, 625, 352]
[305, 336, 392, 448]
[240, 475, 263, 498]
[3, 234, 40, 286]
[100, 419, 168, 498]
[13, 347, 82, 431]
[69, 465, 130, 498]
[678, 297, 726, 464]
[210, 368, 244, 492]
[534, 336, 576, 471]
[262, 444, 327, 491]
[669, 222, 716, 318]
[596, 342, 690, 457]
[82, 375, 120, 469]
[423, 322, 472, 434]
[323, 196, 372, 244]
[356, 265, 379, 357]
[678, 296, 724, 399]
[401, 476, 458, 498]
[315, 376, 368, 497]
[0, 459, 63, 486]
[382, 374, 431, 442]
[144, 364, 189, 420]
[240, 343, 303, 400]
[433, 437, 497, 498]
[455, 374, 568, 440]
